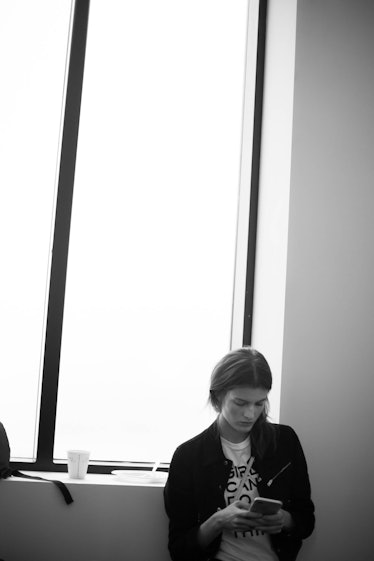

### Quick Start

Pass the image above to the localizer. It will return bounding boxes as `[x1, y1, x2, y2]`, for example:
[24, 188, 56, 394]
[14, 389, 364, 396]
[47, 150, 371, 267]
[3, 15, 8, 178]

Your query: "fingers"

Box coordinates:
[260, 513, 283, 524]
[257, 526, 283, 534]
[243, 511, 263, 520]
[255, 512, 284, 534]
[233, 511, 263, 531]
[222, 502, 274, 533]
[255, 520, 282, 533]
[234, 505, 262, 527]
[230, 511, 283, 534]
[233, 500, 250, 511]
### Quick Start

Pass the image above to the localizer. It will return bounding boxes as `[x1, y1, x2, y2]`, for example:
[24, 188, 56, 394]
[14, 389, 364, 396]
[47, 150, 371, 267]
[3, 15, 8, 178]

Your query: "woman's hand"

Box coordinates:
[197, 500, 262, 548]
[197, 503, 294, 548]
[216, 500, 263, 533]
[255, 509, 294, 534]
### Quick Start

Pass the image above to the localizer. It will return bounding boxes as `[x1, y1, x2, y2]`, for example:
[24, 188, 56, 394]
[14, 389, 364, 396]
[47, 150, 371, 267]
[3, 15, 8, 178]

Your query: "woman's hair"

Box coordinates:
[209, 347, 276, 457]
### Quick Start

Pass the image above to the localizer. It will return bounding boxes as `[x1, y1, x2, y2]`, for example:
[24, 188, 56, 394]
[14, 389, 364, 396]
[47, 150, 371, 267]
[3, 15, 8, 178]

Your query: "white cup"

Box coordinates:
[67, 449, 90, 479]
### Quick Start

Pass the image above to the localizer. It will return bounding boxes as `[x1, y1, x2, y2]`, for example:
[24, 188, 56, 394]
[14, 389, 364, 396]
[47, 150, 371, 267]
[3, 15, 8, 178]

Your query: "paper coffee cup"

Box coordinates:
[67, 450, 90, 479]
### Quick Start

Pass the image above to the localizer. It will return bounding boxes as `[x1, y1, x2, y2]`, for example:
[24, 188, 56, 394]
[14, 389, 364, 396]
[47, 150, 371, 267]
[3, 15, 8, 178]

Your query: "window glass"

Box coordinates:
[54, 0, 249, 462]
[0, 0, 72, 459]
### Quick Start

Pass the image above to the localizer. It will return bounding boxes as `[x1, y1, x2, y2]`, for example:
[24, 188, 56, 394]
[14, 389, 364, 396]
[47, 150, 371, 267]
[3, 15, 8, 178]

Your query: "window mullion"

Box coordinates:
[243, 0, 268, 345]
[35, 0, 90, 469]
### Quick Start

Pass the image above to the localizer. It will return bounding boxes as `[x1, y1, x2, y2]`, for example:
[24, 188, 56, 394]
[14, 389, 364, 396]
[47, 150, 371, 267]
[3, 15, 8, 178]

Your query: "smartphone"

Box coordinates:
[249, 497, 283, 515]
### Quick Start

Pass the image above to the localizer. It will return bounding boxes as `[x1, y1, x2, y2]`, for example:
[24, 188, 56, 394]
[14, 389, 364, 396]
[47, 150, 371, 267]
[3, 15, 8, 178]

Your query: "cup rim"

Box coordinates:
[67, 449, 90, 455]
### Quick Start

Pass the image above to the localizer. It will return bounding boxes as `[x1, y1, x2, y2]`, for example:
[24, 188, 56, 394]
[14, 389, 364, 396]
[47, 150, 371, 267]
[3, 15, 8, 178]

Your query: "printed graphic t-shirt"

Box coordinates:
[216, 436, 278, 561]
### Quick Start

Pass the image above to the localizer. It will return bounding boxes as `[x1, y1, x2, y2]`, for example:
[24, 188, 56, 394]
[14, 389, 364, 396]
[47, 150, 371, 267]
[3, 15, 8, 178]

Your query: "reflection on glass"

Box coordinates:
[0, 0, 72, 459]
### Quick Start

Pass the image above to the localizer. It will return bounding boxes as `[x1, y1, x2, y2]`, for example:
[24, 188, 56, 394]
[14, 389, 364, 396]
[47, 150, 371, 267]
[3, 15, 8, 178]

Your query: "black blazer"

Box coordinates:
[164, 421, 315, 561]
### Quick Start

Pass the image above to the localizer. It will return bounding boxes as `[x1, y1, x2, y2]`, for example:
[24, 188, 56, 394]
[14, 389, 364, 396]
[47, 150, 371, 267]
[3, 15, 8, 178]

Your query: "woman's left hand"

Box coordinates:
[255, 509, 294, 534]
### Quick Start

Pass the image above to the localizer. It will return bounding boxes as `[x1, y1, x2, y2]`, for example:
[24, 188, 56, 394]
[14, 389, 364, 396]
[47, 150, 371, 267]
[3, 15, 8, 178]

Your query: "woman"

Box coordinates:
[164, 347, 315, 561]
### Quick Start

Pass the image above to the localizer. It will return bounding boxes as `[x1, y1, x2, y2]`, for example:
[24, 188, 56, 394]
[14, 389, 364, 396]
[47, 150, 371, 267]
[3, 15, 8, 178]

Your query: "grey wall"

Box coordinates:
[280, 0, 374, 559]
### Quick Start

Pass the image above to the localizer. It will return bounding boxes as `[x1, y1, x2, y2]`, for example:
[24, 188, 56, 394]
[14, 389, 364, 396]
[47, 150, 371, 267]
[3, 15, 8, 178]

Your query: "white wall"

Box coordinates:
[252, 0, 297, 423]
[279, 0, 374, 559]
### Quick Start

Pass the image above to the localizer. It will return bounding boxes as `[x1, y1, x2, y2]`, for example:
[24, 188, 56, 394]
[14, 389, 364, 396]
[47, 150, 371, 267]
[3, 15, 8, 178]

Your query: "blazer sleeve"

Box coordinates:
[266, 425, 315, 561]
[288, 427, 314, 539]
[278, 426, 315, 540]
[164, 444, 219, 561]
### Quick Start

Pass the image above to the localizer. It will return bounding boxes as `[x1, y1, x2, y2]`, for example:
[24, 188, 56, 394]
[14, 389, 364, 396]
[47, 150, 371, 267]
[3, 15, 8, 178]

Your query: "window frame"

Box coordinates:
[10, 0, 268, 474]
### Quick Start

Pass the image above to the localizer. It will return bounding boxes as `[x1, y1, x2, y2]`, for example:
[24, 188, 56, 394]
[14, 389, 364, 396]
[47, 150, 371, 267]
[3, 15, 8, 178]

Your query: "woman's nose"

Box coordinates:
[244, 406, 255, 420]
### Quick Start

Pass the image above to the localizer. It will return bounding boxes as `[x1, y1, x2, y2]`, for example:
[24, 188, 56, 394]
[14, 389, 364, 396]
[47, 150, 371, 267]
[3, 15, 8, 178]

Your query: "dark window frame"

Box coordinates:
[10, 0, 267, 474]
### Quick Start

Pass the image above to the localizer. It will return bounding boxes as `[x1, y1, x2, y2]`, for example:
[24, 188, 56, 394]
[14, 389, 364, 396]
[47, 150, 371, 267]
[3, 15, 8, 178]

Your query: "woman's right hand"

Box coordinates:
[216, 500, 262, 533]
[197, 500, 262, 548]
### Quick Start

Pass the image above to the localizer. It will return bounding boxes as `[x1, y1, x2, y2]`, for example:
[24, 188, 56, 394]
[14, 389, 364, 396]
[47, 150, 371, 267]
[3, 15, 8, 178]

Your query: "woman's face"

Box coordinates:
[218, 385, 269, 443]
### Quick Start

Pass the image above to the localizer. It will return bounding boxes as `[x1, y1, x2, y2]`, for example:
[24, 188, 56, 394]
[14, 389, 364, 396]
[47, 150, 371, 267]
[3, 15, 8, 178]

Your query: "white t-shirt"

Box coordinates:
[216, 436, 278, 561]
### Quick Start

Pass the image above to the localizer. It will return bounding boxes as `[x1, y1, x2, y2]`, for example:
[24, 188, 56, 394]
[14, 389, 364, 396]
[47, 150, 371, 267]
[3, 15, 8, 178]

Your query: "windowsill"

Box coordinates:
[8, 471, 167, 487]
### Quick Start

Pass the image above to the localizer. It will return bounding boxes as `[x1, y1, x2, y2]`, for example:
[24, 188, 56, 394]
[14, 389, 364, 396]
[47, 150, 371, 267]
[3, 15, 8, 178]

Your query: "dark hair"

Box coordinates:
[209, 347, 276, 458]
